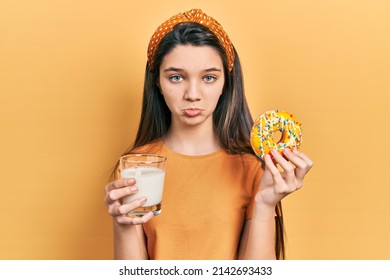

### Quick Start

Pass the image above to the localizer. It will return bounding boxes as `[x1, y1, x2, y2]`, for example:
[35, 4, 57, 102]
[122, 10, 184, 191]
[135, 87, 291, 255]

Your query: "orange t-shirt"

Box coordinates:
[127, 141, 263, 259]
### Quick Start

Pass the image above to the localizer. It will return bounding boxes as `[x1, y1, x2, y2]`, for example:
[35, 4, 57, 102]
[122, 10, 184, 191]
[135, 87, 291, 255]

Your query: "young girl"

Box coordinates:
[104, 9, 313, 260]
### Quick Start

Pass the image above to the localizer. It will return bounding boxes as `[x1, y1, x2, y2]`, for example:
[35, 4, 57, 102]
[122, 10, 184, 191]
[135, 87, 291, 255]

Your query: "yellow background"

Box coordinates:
[1, 0, 389, 259]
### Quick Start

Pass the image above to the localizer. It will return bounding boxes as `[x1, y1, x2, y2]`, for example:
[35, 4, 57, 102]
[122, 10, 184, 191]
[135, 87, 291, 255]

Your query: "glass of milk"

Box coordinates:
[120, 154, 167, 217]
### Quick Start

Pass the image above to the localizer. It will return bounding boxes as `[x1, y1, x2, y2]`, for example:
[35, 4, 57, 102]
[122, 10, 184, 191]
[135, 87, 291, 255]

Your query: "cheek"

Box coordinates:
[214, 79, 225, 96]
[207, 84, 224, 102]
[160, 90, 179, 111]
[159, 81, 178, 96]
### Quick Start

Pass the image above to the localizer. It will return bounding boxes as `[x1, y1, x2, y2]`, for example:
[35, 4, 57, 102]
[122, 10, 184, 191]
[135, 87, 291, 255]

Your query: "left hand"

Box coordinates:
[255, 148, 314, 208]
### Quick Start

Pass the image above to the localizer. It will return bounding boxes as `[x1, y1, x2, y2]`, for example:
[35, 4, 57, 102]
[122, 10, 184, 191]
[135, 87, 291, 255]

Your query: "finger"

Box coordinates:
[282, 148, 306, 167]
[264, 154, 291, 196]
[107, 200, 122, 216]
[291, 149, 314, 180]
[105, 178, 136, 193]
[104, 185, 138, 206]
[271, 149, 296, 186]
[282, 148, 308, 182]
[264, 154, 284, 185]
[108, 196, 146, 216]
[293, 150, 314, 169]
[118, 196, 148, 215]
[116, 211, 155, 225]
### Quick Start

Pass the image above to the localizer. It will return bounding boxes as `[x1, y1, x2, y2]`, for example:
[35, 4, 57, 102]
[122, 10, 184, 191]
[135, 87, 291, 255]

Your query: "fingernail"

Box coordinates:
[146, 212, 155, 218]
[130, 186, 138, 192]
[271, 149, 278, 155]
[283, 148, 291, 155]
[127, 178, 134, 184]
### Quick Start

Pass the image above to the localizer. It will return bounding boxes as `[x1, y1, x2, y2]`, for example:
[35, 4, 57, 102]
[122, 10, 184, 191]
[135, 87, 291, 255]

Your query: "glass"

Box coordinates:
[119, 154, 167, 217]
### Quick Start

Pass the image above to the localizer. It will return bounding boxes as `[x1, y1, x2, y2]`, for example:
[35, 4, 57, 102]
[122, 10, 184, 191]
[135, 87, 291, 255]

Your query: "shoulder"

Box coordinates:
[239, 152, 262, 163]
[228, 151, 263, 168]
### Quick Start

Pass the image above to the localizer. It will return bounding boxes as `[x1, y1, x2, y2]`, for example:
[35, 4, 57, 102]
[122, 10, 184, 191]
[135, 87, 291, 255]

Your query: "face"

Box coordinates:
[159, 45, 225, 129]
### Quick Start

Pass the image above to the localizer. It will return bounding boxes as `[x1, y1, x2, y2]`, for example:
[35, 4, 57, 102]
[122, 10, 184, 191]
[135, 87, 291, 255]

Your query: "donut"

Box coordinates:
[250, 109, 303, 159]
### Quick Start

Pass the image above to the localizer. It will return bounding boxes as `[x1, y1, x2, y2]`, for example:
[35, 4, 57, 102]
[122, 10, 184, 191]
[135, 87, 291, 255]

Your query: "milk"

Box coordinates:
[121, 166, 165, 207]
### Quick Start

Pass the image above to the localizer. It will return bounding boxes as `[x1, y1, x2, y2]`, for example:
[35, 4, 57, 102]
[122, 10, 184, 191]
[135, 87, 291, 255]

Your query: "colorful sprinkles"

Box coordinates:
[250, 109, 303, 159]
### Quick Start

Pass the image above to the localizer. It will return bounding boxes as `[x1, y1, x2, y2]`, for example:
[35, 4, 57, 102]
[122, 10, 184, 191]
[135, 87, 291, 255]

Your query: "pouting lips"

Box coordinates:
[183, 109, 202, 117]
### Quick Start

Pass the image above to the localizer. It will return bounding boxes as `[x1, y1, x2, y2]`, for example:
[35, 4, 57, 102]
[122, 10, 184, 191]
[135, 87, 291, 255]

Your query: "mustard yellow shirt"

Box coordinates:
[129, 141, 263, 259]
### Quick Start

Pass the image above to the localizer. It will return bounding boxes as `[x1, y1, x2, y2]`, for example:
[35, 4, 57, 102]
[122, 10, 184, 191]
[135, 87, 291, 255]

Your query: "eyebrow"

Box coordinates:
[163, 67, 222, 72]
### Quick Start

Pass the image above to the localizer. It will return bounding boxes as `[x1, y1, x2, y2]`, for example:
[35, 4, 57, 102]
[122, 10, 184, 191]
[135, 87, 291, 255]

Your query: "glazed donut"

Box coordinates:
[250, 109, 303, 159]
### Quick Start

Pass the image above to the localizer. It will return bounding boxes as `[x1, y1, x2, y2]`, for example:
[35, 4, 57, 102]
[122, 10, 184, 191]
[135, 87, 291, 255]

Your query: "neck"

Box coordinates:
[163, 120, 220, 156]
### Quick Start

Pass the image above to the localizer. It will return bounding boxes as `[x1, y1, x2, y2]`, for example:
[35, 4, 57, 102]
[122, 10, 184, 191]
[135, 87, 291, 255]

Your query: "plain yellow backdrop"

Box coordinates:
[1, 0, 389, 259]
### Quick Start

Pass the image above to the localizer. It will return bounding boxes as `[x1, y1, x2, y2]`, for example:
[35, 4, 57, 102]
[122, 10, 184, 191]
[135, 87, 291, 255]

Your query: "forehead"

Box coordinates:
[160, 45, 223, 71]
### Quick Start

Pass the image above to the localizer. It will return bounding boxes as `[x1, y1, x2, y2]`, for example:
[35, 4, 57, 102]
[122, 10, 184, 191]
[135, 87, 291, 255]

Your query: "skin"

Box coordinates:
[159, 45, 225, 155]
[103, 45, 314, 259]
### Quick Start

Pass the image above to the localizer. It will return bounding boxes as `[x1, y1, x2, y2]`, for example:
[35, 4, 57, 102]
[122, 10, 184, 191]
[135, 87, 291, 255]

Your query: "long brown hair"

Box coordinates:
[123, 22, 285, 259]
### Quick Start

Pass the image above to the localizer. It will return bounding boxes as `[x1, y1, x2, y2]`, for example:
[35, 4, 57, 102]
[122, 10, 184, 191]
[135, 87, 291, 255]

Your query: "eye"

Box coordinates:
[169, 75, 183, 83]
[203, 75, 216, 83]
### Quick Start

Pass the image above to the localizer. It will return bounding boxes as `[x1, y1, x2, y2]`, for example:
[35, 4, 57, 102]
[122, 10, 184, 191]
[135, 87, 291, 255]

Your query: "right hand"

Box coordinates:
[104, 178, 154, 225]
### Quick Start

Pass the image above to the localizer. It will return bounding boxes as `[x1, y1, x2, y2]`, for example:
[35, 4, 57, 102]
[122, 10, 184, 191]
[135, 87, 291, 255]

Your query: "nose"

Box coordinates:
[184, 80, 201, 101]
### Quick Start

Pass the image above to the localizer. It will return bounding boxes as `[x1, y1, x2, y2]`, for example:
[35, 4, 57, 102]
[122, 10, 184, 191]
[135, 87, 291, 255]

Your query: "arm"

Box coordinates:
[104, 178, 154, 259]
[239, 148, 313, 259]
[113, 222, 148, 259]
[238, 205, 276, 259]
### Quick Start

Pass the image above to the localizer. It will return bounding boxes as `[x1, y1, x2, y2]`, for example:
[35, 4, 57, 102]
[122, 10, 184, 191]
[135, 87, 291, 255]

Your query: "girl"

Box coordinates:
[104, 9, 313, 260]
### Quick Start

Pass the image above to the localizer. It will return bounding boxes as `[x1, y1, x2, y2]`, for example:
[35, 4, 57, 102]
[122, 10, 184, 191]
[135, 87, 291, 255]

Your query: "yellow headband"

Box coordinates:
[147, 9, 235, 72]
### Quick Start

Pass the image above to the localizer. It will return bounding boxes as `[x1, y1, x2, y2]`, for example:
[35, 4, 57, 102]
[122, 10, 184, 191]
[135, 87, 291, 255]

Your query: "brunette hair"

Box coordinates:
[123, 22, 285, 259]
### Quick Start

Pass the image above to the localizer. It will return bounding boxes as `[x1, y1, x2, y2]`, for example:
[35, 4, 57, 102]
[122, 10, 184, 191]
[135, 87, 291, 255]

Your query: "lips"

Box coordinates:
[183, 108, 202, 117]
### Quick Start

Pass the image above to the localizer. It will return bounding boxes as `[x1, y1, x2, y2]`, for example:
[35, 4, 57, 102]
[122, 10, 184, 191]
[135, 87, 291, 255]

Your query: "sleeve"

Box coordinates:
[245, 159, 263, 219]
[114, 166, 121, 180]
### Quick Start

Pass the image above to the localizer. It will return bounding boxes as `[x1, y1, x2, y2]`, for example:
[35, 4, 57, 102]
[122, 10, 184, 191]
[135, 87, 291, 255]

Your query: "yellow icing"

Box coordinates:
[250, 110, 303, 159]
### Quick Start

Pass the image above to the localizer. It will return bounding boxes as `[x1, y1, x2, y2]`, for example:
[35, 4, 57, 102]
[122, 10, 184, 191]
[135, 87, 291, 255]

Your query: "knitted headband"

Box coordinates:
[147, 9, 235, 72]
